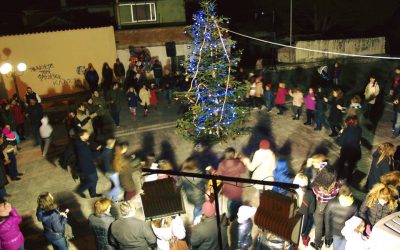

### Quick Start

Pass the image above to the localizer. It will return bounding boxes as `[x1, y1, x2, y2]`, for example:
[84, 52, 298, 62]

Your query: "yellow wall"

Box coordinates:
[0, 26, 117, 98]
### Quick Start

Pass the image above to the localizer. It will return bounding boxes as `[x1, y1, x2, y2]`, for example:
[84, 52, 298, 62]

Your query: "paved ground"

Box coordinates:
[6, 59, 400, 249]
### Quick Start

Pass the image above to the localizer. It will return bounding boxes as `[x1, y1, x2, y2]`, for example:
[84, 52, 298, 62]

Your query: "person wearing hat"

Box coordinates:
[229, 205, 257, 250]
[245, 139, 276, 191]
[309, 155, 340, 250]
[191, 201, 229, 250]
[109, 201, 156, 249]
[0, 201, 24, 250]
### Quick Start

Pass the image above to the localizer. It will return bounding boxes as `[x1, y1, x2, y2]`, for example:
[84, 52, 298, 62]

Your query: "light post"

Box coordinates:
[289, 0, 293, 61]
[0, 62, 27, 98]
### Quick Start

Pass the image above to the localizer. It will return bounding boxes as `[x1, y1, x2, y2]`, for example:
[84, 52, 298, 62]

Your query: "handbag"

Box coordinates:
[169, 236, 188, 250]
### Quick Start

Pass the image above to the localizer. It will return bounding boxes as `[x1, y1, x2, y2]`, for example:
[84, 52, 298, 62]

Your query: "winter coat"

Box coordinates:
[88, 213, 116, 250]
[97, 147, 113, 173]
[289, 91, 304, 107]
[119, 158, 142, 193]
[9, 104, 24, 125]
[110, 217, 157, 249]
[139, 87, 151, 106]
[150, 89, 158, 106]
[275, 88, 288, 105]
[364, 82, 380, 104]
[337, 126, 362, 151]
[229, 218, 253, 249]
[272, 160, 293, 195]
[191, 216, 229, 250]
[1, 110, 16, 130]
[162, 76, 175, 90]
[36, 208, 67, 242]
[127, 92, 140, 108]
[358, 199, 396, 226]
[76, 109, 94, 135]
[263, 90, 274, 105]
[102, 68, 114, 88]
[39, 116, 53, 139]
[328, 97, 344, 124]
[216, 159, 248, 201]
[107, 88, 124, 112]
[297, 189, 316, 236]
[325, 197, 358, 239]
[367, 150, 393, 191]
[74, 138, 97, 176]
[92, 95, 107, 116]
[113, 62, 125, 77]
[25, 91, 41, 105]
[255, 82, 263, 98]
[0, 208, 24, 250]
[152, 64, 163, 79]
[151, 216, 186, 250]
[180, 169, 206, 206]
[304, 93, 316, 110]
[26, 103, 43, 126]
[315, 92, 326, 112]
[85, 70, 100, 86]
[247, 149, 276, 190]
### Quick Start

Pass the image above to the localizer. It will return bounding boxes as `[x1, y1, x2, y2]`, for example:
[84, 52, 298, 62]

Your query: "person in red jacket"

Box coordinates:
[214, 147, 248, 220]
[0, 201, 25, 250]
[275, 82, 288, 115]
[9, 99, 25, 140]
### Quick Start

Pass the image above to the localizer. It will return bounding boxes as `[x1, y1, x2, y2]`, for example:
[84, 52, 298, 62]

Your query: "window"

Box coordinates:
[119, 2, 157, 24]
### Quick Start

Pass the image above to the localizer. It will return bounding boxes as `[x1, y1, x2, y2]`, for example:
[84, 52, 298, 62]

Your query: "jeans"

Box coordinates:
[42, 136, 52, 157]
[292, 106, 302, 118]
[51, 237, 68, 250]
[7, 152, 19, 179]
[393, 112, 400, 136]
[306, 109, 315, 124]
[276, 104, 286, 114]
[110, 110, 120, 126]
[165, 89, 172, 105]
[0, 187, 6, 200]
[193, 205, 202, 222]
[313, 201, 328, 246]
[333, 235, 346, 250]
[106, 173, 121, 202]
[76, 172, 98, 197]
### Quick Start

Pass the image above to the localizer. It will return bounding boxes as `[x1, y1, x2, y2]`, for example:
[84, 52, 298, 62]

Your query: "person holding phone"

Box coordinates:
[36, 192, 69, 250]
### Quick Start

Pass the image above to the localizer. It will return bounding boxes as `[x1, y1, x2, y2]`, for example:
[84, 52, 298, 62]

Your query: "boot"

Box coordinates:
[325, 238, 333, 248]
[144, 109, 148, 117]
[310, 242, 322, 250]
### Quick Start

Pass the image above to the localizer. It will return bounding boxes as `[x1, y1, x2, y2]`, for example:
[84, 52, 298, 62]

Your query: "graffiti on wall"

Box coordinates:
[29, 63, 73, 86]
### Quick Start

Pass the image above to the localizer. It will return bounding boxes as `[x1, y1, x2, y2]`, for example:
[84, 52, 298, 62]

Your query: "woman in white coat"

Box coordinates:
[139, 84, 151, 117]
[244, 139, 276, 190]
[151, 216, 186, 250]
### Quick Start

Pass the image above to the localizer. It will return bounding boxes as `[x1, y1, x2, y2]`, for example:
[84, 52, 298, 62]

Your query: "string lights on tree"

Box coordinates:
[176, 0, 248, 145]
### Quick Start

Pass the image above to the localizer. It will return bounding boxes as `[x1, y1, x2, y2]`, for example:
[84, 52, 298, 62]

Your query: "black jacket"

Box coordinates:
[328, 97, 344, 124]
[27, 103, 43, 126]
[324, 197, 358, 239]
[74, 138, 97, 175]
[367, 150, 393, 190]
[337, 126, 362, 151]
[359, 199, 396, 226]
[88, 214, 115, 250]
[230, 218, 253, 249]
[297, 189, 316, 236]
[113, 62, 125, 77]
[36, 208, 67, 242]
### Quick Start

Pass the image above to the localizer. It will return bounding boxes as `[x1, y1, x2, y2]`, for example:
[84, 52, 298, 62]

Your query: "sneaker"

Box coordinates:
[17, 173, 24, 176]
[325, 238, 333, 248]
[310, 242, 322, 250]
[302, 235, 310, 246]
[11, 177, 21, 181]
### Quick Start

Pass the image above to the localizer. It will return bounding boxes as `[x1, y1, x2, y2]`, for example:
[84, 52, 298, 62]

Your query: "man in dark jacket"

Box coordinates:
[152, 60, 163, 88]
[324, 185, 358, 249]
[110, 201, 156, 249]
[191, 201, 229, 250]
[24, 87, 41, 106]
[113, 58, 125, 84]
[107, 82, 124, 127]
[161, 69, 175, 105]
[26, 98, 43, 146]
[85, 64, 100, 93]
[74, 130, 101, 198]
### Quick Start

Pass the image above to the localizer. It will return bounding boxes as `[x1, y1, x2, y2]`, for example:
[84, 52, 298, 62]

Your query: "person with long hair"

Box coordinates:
[36, 192, 69, 250]
[336, 115, 362, 182]
[364, 75, 380, 121]
[366, 143, 395, 190]
[358, 183, 398, 227]
[85, 63, 99, 92]
[325, 88, 345, 137]
[88, 198, 115, 250]
[0, 201, 24, 250]
[102, 62, 113, 92]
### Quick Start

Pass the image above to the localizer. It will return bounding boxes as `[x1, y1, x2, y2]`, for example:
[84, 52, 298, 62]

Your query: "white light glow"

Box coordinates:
[17, 63, 27, 72]
[0, 63, 12, 74]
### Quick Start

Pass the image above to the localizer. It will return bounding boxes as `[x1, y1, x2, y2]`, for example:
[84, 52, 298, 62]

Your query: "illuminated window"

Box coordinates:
[119, 2, 157, 24]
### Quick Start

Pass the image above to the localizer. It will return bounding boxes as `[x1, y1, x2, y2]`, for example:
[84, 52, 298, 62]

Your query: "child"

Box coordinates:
[247, 76, 257, 108]
[289, 87, 304, 120]
[263, 83, 274, 112]
[304, 87, 316, 125]
[1, 128, 22, 181]
[314, 86, 327, 131]
[127, 87, 140, 118]
[149, 83, 158, 109]
[254, 76, 264, 109]
[39, 116, 53, 157]
[139, 84, 151, 117]
[341, 216, 369, 250]
[275, 83, 288, 115]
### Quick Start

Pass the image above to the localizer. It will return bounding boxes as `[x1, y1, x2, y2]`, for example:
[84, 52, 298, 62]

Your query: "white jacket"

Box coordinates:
[364, 82, 380, 104]
[39, 116, 53, 138]
[151, 216, 186, 250]
[247, 149, 276, 190]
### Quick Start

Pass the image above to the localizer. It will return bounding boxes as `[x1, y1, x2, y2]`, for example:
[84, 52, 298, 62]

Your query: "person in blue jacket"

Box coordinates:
[272, 159, 294, 195]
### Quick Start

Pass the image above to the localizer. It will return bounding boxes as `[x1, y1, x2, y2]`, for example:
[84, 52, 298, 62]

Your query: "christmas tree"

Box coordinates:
[176, 1, 249, 145]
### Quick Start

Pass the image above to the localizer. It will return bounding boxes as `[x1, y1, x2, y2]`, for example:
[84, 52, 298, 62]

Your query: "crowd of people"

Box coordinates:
[0, 61, 400, 250]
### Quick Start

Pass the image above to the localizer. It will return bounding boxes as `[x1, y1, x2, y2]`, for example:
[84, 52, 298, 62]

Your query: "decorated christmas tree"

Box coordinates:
[176, 1, 249, 145]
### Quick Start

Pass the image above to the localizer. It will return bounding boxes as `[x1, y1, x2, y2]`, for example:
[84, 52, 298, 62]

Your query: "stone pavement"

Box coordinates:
[6, 90, 399, 249]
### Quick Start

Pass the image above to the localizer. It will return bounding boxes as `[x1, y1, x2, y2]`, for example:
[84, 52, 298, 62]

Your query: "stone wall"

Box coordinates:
[277, 37, 386, 63]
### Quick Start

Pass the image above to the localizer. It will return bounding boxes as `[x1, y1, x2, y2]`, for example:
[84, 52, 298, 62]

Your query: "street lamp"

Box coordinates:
[0, 62, 27, 98]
